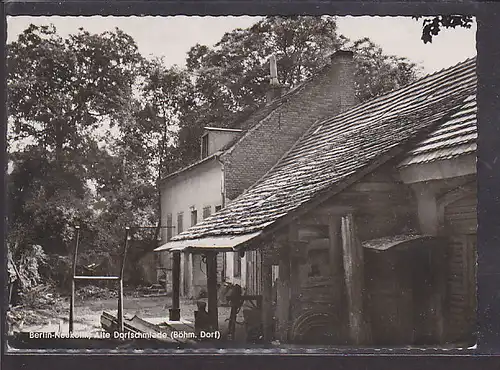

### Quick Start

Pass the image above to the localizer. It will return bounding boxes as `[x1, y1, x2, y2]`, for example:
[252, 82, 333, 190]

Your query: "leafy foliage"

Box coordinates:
[7, 25, 156, 270]
[414, 15, 474, 44]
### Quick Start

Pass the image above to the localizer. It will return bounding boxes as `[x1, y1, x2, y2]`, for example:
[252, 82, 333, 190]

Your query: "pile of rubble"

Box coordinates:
[76, 285, 119, 300]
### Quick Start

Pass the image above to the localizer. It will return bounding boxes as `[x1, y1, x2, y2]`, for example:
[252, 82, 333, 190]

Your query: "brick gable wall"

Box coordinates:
[222, 51, 356, 201]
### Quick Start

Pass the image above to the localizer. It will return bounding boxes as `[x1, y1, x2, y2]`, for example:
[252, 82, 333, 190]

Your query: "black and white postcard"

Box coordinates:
[4, 12, 484, 353]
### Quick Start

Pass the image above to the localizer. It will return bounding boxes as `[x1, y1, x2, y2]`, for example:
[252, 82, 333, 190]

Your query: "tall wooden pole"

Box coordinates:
[276, 243, 291, 342]
[341, 214, 367, 345]
[69, 226, 80, 334]
[169, 251, 181, 321]
[261, 261, 274, 341]
[328, 216, 343, 302]
[117, 227, 130, 333]
[206, 252, 219, 330]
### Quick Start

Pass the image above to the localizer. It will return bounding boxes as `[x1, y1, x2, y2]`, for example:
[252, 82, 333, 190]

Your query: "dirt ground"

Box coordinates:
[8, 293, 249, 343]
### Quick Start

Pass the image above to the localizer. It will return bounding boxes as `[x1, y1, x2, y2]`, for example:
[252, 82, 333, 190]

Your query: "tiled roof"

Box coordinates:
[169, 57, 477, 242]
[159, 61, 339, 183]
[398, 92, 476, 167]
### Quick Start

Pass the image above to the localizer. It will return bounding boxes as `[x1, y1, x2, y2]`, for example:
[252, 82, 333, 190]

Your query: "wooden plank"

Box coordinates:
[328, 216, 341, 278]
[350, 182, 401, 192]
[206, 252, 219, 330]
[289, 224, 301, 335]
[315, 205, 356, 216]
[73, 276, 120, 281]
[117, 228, 130, 333]
[341, 214, 367, 345]
[170, 251, 181, 321]
[328, 215, 344, 323]
[261, 262, 274, 342]
[276, 241, 291, 342]
[69, 227, 80, 334]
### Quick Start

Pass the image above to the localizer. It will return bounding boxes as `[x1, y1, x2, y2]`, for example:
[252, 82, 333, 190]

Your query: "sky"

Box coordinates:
[7, 15, 477, 74]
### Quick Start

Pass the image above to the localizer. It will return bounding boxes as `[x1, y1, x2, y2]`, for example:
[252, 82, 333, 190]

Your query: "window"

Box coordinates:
[177, 212, 184, 234]
[233, 251, 241, 277]
[203, 206, 212, 219]
[215, 205, 222, 212]
[201, 134, 209, 159]
[191, 209, 198, 226]
[166, 214, 173, 241]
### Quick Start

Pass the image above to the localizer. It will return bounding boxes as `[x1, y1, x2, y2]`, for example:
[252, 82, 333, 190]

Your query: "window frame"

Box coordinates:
[191, 209, 198, 226]
[166, 213, 173, 241]
[201, 133, 209, 159]
[203, 205, 212, 219]
[177, 212, 184, 234]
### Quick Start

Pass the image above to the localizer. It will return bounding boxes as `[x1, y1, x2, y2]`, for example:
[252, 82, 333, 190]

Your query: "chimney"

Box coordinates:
[328, 50, 356, 112]
[266, 54, 284, 104]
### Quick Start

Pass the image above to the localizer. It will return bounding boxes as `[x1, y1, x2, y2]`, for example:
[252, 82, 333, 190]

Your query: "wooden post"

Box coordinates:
[262, 261, 274, 341]
[169, 251, 181, 321]
[276, 243, 291, 342]
[341, 214, 367, 345]
[117, 227, 130, 333]
[289, 226, 301, 336]
[69, 226, 80, 334]
[206, 252, 219, 330]
[328, 216, 341, 282]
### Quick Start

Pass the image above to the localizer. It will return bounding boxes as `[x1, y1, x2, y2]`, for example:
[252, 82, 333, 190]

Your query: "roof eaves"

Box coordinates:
[159, 151, 223, 184]
[203, 127, 243, 133]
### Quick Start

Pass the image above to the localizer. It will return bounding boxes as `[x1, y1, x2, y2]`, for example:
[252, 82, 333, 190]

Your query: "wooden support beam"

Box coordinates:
[206, 252, 219, 330]
[169, 251, 181, 321]
[315, 205, 356, 217]
[74, 276, 120, 281]
[341, 214, 367, 345]
[276, 241, 291, 342]
[289, 224, 300, 337]
[328, 215, 342, 310]
[69, 226, 80, 334]
[117, 227, 130, 333]
[261, 262, 274, 342]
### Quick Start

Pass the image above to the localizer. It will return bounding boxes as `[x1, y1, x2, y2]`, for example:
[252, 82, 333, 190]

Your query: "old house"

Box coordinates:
[156, 54, 477, 346]
[155, 51, 358, 302]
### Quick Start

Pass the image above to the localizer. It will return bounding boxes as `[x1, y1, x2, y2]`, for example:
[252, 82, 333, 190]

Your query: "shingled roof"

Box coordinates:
[398, 90, 476, 167]
[159, 60, 336, 183]
[157, 57, 477, 248]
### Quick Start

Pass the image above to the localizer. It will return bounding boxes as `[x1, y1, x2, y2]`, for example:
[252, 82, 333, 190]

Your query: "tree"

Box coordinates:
[8, 24, 143, 160]
[174, 16, 421, 169]
[351, 38, 420, 102]
[127, 58, 194, 180]
[7, 24, 145, 259]
[414, 15, 474, 44]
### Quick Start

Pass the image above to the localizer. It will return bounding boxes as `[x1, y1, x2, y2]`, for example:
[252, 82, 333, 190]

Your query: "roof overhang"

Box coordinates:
[398, 153, 476, 184]
[154, 231, 262, 253]
[362, 235, 444, 251]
